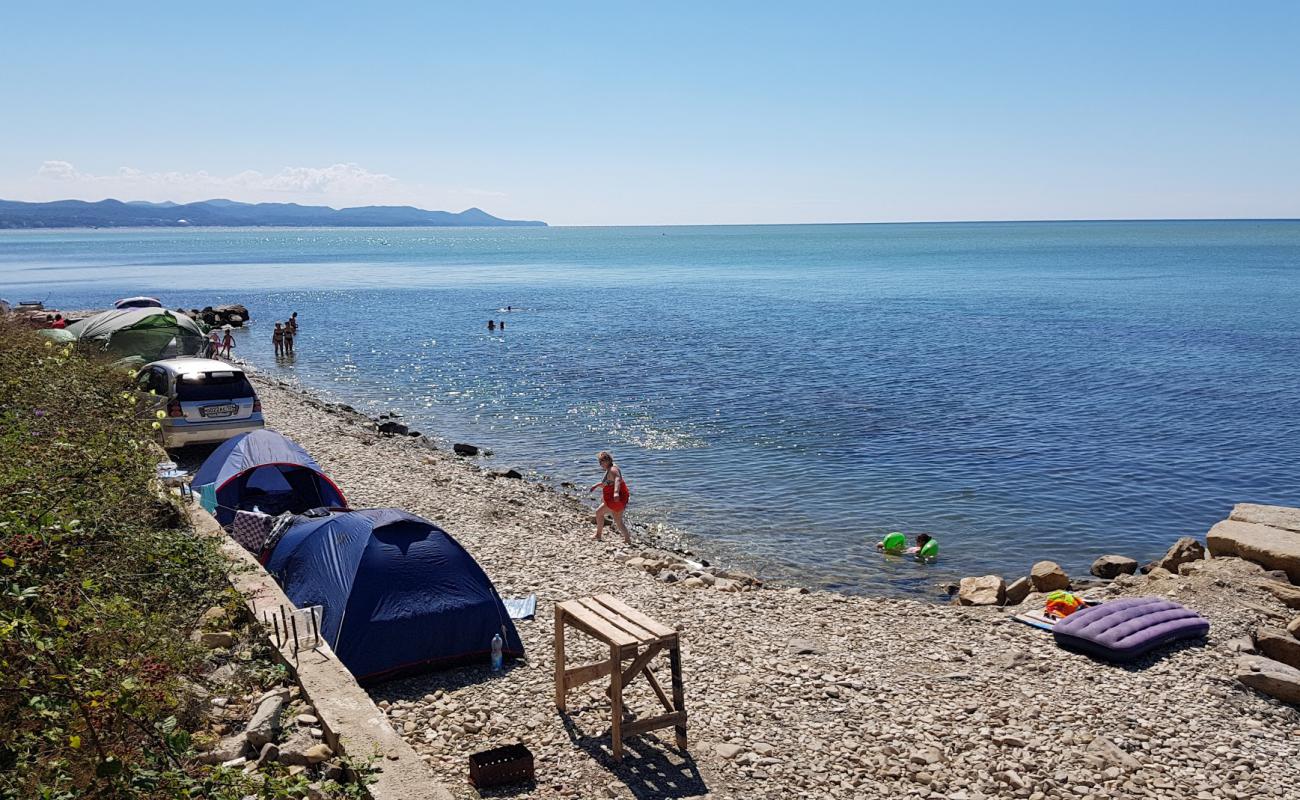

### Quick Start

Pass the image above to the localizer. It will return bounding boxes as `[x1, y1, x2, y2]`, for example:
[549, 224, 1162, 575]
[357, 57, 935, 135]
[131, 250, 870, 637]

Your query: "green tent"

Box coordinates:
[65, 308, 206, 361]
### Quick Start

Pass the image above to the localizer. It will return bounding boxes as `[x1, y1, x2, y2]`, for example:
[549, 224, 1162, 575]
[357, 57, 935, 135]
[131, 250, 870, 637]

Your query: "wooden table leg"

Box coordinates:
[669, 642, 687, 750]
[554, 606, 567, 711]
[609, 642, 624, 761]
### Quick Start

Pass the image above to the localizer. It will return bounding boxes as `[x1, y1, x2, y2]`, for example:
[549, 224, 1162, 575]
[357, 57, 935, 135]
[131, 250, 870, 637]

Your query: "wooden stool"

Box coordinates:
[554, 594, 686, 760]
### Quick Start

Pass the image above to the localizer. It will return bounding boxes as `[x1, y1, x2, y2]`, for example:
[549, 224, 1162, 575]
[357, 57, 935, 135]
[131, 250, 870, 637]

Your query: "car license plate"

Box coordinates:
[200, 403, 238, 418]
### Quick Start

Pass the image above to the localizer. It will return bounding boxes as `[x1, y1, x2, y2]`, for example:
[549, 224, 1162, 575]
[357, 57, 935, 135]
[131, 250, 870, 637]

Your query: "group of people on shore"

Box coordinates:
[205, 327, 236, 359]
[272, 312, 299, 357]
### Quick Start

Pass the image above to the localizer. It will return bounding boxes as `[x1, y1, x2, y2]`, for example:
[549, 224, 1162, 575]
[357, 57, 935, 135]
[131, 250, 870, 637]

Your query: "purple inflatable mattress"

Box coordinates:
[1052, 597, 1209, 662]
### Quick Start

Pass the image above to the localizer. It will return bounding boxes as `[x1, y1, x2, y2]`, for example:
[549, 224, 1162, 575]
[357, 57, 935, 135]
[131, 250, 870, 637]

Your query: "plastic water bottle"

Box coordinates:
[490, 633, 503, 672]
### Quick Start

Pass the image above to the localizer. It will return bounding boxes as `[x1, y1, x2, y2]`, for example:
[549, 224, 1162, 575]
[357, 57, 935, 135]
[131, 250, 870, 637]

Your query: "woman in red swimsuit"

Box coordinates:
[590, 450, 631, 543]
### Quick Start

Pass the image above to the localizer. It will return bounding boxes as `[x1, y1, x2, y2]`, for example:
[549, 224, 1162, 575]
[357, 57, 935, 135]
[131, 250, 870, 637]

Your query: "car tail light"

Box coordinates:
[167, 399, 183, 417]
[252, 398, 262, 413]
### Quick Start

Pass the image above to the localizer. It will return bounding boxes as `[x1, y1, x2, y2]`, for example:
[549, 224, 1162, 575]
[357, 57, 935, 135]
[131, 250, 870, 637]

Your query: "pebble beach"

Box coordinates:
[248, 374, 1300, 800]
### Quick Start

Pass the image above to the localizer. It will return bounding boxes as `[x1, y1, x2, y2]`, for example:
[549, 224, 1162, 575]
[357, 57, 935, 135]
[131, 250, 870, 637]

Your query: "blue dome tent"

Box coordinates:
[266, 508, 524, 683]
[192, 429, 346, 526]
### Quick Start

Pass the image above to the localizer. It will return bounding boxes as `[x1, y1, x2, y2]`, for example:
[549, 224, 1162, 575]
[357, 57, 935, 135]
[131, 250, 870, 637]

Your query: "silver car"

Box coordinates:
[136, 357, 265, 448]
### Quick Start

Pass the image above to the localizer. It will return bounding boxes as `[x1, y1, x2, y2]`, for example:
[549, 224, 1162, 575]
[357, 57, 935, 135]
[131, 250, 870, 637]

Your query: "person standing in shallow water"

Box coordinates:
[590, 451, 631, 543]
[272, 322, 285, 357]
[488, 320, 495, 331]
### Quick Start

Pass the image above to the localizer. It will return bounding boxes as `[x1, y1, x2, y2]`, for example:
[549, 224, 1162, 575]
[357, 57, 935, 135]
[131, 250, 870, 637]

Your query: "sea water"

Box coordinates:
[3, 221, 1298, 596]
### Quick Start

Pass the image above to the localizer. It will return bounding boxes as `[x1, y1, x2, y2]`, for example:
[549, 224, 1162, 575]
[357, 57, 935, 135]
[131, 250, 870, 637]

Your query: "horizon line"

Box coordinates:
[1, 217, 1297, 233]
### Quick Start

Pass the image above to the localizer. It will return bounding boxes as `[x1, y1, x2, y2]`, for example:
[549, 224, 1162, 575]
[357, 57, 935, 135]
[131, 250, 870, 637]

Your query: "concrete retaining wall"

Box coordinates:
[188, 502, 452, 800]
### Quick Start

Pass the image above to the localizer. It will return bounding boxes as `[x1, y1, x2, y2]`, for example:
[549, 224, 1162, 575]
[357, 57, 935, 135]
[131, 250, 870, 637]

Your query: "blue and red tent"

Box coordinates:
[192, 429, 346, 526]
[265, 508, 524, 683]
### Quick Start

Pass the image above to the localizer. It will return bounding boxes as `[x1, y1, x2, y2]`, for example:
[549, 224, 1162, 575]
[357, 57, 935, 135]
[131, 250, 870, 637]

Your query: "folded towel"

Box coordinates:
[503, 595, 537, 620]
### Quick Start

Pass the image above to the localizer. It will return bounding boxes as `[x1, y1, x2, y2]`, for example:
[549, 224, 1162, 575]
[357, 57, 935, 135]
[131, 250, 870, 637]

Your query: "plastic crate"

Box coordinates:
[468, 742, 534, 789]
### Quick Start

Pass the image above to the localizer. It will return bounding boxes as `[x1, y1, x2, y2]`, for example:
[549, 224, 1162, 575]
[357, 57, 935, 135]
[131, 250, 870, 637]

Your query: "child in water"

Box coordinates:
[876, 532, 939, 561]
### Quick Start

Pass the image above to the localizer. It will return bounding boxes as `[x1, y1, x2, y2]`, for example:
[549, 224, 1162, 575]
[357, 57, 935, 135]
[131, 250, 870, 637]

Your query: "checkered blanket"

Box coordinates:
[229, 510, 274, 555]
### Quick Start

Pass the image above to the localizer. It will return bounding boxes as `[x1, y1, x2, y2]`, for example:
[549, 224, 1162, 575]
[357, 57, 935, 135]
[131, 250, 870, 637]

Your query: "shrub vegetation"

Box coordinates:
[0, 321, 332, 798]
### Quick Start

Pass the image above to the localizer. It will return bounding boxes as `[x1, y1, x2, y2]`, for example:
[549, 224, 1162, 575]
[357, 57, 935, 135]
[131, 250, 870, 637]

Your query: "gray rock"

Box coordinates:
[452, 443, 480, 456]
[195, 734, 250, 765]
[958, 575, 1006, 606]
[1225, 637, 1257, 654]
[1090, 555, 1138, 579]
[716, 742, 744, 759]
[489, 468, 523, 479]
[276, 729, 321, 766]
[1156, 536, 1206, 573]
[787, 638, 824, 655]
[1255, 627, 1300, 670]
[255, 742, 279, 768]
[682, 576, 706, 588]
[909, 746, 944, 765]
[1236, 655, 1300, 704]
[1029, 561, 1070, 593]
[244, 694, 285, 749]
[1085, 736, 1142, 771]
[1004, 576, 1032, 606]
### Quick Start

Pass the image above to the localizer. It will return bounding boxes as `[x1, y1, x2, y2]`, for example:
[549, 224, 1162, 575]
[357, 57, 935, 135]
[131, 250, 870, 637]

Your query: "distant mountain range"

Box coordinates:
[0, 198, 546, 228]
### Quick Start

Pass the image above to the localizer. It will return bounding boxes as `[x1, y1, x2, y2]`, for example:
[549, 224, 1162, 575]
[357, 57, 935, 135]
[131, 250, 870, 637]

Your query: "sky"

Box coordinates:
[1, 2, 1297, 226]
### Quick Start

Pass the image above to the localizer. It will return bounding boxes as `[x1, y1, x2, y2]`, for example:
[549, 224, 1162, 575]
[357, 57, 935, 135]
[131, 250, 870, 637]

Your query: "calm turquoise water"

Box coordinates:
[4, 222, 1299, 596]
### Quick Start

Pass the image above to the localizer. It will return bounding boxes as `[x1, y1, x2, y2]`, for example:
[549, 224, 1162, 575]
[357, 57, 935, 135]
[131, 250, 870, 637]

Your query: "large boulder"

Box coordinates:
[1207, 513, 1300, 584]
[1029, 561, 1070, 593]
[958, 575, 1006, 606]
[1090, 555, 1138, 579]
[1255, 627, 1300, 670]
[1004, 576, 1033, 606]
[1236, 655, 1300, 704]
[1156, 537, 1206, 573]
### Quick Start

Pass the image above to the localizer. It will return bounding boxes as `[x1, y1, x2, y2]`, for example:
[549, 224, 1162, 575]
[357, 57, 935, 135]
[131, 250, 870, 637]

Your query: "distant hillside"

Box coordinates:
[0, 199, 546, 228]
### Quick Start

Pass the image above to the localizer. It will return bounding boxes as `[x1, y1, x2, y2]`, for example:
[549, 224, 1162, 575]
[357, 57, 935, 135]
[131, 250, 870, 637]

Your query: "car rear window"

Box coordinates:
[176, 371, 256, 402]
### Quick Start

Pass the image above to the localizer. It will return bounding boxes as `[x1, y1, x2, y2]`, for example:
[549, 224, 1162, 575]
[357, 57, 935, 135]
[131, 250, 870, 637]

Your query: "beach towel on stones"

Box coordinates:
[503, 595, 537, 620]
[1051, 597, 1208, 663]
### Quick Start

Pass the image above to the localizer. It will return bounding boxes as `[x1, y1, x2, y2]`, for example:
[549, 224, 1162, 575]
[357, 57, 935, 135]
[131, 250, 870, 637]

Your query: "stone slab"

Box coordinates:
[1207, 519, 1300, 584]
[1230, 503, 1300, 534]
[1236, 655, 1300, 705]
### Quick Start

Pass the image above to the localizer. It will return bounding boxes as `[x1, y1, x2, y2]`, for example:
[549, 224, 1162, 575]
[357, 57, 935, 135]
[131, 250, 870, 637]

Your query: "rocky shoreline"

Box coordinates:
[243, 371, 1300, 800]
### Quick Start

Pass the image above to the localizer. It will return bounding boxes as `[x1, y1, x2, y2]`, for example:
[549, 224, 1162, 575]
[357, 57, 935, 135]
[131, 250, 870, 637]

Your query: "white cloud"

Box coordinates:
[12, 160, 522, 215]
[35, 160, 398, 199]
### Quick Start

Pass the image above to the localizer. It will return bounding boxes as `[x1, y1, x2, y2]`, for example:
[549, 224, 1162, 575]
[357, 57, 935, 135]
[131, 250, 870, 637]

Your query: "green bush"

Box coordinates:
[0, 322, 290, 798]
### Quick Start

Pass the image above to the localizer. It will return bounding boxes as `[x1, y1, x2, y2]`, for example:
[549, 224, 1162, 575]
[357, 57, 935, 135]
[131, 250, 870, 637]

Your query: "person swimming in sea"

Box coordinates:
[876, 532, 939, 562]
